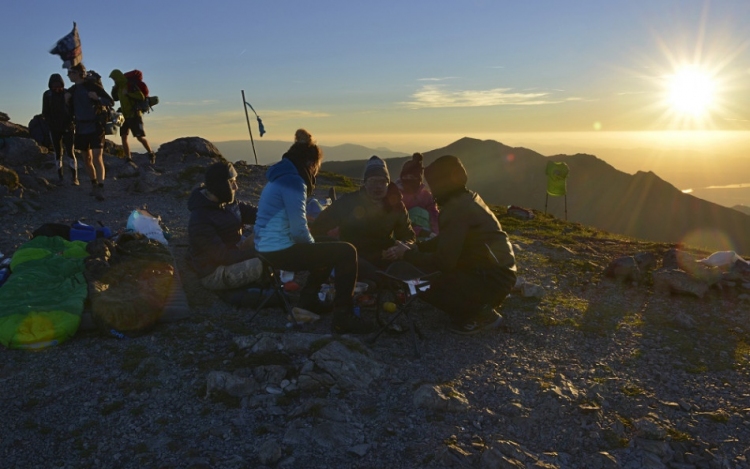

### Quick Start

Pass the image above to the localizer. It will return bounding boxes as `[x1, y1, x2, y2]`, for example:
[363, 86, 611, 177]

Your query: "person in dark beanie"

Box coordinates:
[311, 155, 415, 283]
[254, 130, 373, 334]
[188, 161, 264, 302]
[396, 152, 439, 240]
[42, 73, 77, 185]
[389, 155, 516, 335]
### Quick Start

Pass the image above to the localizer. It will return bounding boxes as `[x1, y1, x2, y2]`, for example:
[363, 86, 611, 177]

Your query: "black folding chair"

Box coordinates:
[367, 261, 439, 358]
[247, 254, 295, 324]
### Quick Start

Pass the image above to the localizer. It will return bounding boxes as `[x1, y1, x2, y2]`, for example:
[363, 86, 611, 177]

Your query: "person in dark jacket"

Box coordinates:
[310, 155, 415, 282]
[254, 130, 373, 334]
[65, 63, 114, 200]
[42, 73, 77, 185]
[390, 155, 517, 335]
[188, 162, 263, 300]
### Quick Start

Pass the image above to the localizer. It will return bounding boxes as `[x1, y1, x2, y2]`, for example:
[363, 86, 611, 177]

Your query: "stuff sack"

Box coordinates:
[89, 234, 175, 337]
[127, 209, 168, 244]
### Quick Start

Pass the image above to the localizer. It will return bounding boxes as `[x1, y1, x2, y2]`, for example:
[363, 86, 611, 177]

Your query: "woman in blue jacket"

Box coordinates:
[254, 130, 372, 334]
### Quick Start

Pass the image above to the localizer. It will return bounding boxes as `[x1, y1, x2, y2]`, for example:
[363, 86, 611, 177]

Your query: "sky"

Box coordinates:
[2, 0, 750, 156]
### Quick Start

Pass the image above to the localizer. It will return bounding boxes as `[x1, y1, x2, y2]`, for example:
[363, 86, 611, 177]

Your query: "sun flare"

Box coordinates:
[665, 66, 716, 117]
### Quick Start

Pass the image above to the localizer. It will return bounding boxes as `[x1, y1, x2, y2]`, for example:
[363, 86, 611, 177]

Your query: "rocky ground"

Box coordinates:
[1, 135, 750, 469]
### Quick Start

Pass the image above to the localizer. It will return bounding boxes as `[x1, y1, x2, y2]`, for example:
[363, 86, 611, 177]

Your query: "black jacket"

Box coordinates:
[187, 187, 258, 277]
[404, 189, 516, 276]
[42, 89, 73, 133]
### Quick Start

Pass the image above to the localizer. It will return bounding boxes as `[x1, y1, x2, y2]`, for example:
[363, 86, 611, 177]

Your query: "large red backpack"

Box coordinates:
[124, 70, 149, 97]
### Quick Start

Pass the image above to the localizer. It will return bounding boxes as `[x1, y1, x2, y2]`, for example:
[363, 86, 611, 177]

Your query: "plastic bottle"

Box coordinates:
[353, 305, 361, 318]
[0, 268, 9, 287]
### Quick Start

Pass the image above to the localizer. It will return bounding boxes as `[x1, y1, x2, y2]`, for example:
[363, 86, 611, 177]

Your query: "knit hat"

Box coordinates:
[204, 162, 238, 204]
[424, 155, 468, 198]
[363, 156, 390, 181]
[400, 153, 424, 180]
[48, 73, 65, 89]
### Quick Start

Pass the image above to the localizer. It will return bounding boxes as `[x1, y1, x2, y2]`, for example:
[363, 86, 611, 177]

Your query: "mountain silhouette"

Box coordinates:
[321, 137, 750, 254]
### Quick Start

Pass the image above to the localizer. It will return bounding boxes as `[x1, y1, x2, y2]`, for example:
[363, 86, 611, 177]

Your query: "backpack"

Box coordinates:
[124, 70, 158, 113]
[28, 115, 52, 149]
[72, 70, 113, 131]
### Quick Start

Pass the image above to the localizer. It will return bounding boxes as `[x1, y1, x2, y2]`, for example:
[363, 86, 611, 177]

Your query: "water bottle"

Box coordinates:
[0, 268, 9, 287]
[353, 305, 361, 318]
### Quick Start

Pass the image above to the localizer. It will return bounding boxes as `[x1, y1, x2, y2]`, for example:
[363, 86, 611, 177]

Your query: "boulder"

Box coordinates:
[0, 137, 47, 167]
[652, 268, 710, 298]
[0, 120, 29, 138]
[156, 137, 223, 163]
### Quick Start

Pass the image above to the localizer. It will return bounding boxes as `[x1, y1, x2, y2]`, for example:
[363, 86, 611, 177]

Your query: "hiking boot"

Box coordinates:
[332, 306, 376, 335]
[94, 184, 105, 201]
[448, 306, 503, 335]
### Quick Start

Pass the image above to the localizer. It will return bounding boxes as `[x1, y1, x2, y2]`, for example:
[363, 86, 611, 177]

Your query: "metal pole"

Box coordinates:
[241, 90, 258, 165]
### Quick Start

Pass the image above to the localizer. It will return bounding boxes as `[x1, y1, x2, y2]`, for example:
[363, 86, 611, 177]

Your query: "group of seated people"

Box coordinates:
[187, 129, 517, 336]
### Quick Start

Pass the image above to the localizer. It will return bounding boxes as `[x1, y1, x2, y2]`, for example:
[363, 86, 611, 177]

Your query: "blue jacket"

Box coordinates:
[254, 158, 314, 252]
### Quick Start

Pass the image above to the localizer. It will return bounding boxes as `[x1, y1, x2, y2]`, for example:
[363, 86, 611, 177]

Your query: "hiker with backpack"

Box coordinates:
[254, 130, 374, 335]
[310, 155, 416, 284]
[109, 69, 156, 165]
[388, 155, 517, 335]
[42, 73, 77, 185]
[188, 161, 265, 307]
[64, 64, 114, 201]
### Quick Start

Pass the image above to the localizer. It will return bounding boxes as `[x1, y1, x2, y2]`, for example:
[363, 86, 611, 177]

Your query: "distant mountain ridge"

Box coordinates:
[214, 140, 407, 166]
[321, 137, 750, 254]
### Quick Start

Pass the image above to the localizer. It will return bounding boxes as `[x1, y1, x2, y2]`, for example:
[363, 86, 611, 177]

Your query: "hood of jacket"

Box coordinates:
[188, 186, 220, 212]
[265, 158, 301, 184]
[109, 69, 127, 87]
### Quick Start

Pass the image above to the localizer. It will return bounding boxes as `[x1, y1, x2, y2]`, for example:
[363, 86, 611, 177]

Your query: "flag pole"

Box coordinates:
[241, 90, 258, 165]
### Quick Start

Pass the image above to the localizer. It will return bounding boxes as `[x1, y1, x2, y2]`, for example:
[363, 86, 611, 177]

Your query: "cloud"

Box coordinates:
[164, 100, 220, 106]
[401, 84, 558, 109]
[417, 77, 459, 82]
[262, 110, 331, 120]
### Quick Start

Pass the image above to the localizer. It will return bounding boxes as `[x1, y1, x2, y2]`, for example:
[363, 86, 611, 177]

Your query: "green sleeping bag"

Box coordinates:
[0, 236, 89, 349]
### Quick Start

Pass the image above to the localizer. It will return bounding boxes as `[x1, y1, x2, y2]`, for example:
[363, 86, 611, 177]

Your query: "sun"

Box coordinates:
[665, 66, 716, 117]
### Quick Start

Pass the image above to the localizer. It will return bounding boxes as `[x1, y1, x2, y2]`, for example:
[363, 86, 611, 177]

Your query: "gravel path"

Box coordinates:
[2, 150, 750, 469]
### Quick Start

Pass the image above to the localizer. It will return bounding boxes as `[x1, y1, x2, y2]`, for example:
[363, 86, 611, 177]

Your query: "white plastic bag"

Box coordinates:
[127, 209, 168, 245]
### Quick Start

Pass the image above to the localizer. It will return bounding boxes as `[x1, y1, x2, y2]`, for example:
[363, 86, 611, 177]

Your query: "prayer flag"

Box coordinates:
[49, 22, 82, 69]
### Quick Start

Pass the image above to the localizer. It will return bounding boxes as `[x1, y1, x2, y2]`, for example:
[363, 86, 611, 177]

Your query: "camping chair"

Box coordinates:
[367, 261, 439, 358]
[247, 254, 294, 324]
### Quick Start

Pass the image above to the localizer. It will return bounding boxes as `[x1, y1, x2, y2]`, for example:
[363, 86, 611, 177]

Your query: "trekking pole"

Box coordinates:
[241, 90, 258, 165]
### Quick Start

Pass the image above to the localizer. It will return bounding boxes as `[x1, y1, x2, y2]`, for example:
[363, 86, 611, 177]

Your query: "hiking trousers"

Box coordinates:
[420, 267, 516, 322]
[260, 241, 357, 307]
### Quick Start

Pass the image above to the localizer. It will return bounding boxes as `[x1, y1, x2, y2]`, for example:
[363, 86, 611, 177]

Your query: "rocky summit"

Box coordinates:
[1, 114, 750, 468]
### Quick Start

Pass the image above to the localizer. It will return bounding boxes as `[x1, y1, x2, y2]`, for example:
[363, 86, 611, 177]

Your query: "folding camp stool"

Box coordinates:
[247, 254, 295, 324]
[367, 262, 439, 358]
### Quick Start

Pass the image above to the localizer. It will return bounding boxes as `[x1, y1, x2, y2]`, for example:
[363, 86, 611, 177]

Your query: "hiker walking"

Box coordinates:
[64, 64, 114, 201]
[42, 73, 77, 185]
[109, 69, 156, 165]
